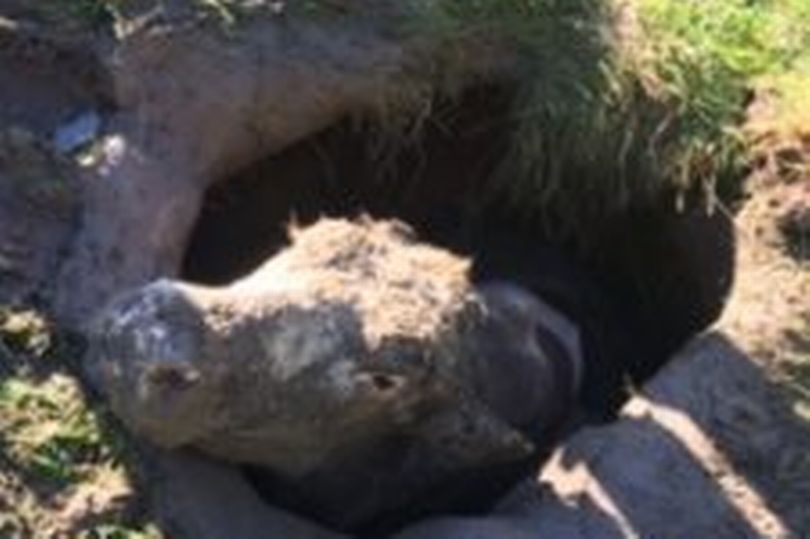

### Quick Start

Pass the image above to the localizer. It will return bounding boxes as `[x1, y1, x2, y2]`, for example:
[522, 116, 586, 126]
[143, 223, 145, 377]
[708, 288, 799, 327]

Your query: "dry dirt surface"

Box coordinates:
[714, 176, 810, 534]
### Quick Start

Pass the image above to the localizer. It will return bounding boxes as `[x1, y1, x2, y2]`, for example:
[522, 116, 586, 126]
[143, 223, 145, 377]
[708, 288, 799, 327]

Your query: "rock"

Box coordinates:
[89, 218, 583, 531]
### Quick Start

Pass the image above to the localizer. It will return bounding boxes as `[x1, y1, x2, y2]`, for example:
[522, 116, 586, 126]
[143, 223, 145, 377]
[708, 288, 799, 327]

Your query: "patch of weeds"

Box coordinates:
[0, 307, 52, 360]
[633, 0, 810, 192]
[392, 0, 645, 229]
[746, 65, 810, 180]
[366, 0, 810, 233]
[0, 309, 151, 535]
[0, 307, 87, 383]
[0, 374, 123, 489]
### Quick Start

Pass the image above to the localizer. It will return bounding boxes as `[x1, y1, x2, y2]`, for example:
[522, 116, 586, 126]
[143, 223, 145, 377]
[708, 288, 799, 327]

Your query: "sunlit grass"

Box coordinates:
[0, 307, 160, 538]
[381, 0, 810, 230]
[0, 375, 117, 486]
[633, 0, 810, 183]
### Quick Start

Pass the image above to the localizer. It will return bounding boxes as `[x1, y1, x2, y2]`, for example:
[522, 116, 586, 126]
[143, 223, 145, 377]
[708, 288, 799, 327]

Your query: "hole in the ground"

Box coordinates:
[180, 84, 737, 535]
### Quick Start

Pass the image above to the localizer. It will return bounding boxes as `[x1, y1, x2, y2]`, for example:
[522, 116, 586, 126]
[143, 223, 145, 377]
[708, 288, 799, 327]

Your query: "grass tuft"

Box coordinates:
[0, 376, 109, 485]
[369, 0, 810, 232]
[0, 307, 159, 537]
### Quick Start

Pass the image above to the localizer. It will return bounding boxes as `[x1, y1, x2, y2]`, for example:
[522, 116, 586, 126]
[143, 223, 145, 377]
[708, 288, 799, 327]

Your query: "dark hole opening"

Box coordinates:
[180, 84, 737, 535]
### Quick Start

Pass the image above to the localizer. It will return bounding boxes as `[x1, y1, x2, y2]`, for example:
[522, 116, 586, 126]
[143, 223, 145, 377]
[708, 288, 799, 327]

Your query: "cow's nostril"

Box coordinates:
[370, 373, 398, 392]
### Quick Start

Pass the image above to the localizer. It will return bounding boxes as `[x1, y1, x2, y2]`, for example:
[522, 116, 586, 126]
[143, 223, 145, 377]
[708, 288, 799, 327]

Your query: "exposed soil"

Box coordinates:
[703, 172, 810, 535]
[722, 177, 810, 357]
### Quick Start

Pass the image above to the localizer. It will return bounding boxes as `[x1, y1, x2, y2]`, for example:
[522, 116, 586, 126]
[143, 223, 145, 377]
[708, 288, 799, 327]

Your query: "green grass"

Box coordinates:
[631, 0, 810, 187]
[0, 375, 117, 485]
[0, 307, 52, 360]
[374, 0, 810, 230]
[396, 1, 632, 222]
[0, 308, 161, 538]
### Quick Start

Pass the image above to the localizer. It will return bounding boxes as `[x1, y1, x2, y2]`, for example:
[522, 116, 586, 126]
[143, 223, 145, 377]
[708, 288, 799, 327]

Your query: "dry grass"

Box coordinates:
[746, 69, 810, 183]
